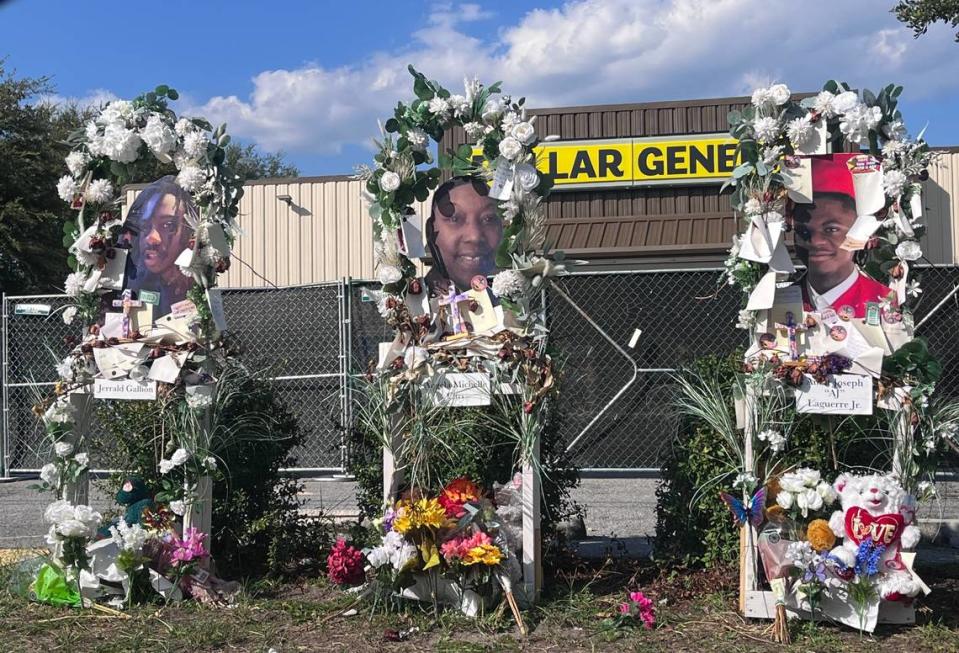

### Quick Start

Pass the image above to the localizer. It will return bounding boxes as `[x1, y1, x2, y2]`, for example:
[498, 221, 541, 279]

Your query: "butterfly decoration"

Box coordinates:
[720, 487, 766, 528]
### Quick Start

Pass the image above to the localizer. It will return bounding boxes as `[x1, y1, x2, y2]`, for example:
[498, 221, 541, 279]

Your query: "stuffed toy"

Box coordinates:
[96, 476, 155, 538]
[827, 472, 921, 601]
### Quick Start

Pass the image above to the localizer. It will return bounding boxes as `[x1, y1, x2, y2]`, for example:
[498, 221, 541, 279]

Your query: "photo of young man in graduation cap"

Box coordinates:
[791, 153, 896, 318]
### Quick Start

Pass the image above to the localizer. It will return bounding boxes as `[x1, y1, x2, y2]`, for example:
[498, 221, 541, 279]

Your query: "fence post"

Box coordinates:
[1, 293, 10, 480]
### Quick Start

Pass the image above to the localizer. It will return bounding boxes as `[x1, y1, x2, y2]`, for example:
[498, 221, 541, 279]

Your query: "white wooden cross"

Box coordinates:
[112, 289, 144, 338]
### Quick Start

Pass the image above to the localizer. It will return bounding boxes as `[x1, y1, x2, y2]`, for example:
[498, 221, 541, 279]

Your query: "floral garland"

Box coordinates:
[36, 86, 242, 543]
[357, 66, 564, 326]
[723, 80, 938, 400]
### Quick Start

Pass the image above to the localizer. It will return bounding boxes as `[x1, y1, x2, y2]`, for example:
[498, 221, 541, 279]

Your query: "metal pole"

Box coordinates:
[342, 275, 353, 473]
[1, 294, 10, 479]
[914, 281, 959, 331]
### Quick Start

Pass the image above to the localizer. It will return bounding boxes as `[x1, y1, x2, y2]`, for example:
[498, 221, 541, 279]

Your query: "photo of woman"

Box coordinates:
[424, 176, 503, 294]
[118, 176, 196, 315]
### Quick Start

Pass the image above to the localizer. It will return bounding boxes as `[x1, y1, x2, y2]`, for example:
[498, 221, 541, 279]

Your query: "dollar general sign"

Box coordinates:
[475, 133, 739, 189]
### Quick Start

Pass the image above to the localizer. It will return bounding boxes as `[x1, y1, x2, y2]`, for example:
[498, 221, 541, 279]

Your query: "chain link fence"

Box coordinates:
[4, 266, 959, 476]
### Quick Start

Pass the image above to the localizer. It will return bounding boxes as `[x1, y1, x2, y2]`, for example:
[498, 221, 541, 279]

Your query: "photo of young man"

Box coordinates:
[118, 176, 196, 316]
[424, 176, 503, 294]
[792, 154, 895, 319]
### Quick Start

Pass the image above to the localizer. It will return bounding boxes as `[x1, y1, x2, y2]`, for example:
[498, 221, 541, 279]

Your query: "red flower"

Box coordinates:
[438, 477, 481, 518]
[327, 538, 364, 586]
[523, 401, 534, 414]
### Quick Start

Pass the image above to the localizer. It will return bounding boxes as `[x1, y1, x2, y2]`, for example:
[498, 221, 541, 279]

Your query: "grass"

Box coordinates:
[0, 556, 957, 652]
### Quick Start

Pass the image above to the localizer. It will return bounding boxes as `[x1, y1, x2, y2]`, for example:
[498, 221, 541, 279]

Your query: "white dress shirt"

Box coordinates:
[806, 269, 860, 311]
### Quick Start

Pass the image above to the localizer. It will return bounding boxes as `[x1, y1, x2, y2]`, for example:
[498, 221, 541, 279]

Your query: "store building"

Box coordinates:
[127, 96, 959, 288]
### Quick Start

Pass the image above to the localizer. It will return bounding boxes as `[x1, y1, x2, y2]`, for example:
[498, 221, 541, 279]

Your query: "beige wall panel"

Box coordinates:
[923, 151, 958, 265]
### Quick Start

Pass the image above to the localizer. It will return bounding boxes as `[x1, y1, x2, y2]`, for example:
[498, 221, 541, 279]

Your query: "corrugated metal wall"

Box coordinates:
[922, 150, 958, 265]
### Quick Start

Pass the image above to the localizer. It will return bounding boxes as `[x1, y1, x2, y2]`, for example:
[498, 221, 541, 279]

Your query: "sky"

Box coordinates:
[2, 0, 959, 176]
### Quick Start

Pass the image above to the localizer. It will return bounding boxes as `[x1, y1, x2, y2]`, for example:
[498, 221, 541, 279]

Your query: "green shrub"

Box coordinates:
[655, 351, 880, 568]
[93, 359, 333, 578]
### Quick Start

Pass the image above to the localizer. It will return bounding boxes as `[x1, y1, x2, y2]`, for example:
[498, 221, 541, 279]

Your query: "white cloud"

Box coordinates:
[39, 88, 119, 110]
[75, 1, 959, 164]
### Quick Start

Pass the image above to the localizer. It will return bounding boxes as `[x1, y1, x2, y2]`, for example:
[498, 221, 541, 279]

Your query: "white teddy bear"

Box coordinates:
[827, 472, 922, 601]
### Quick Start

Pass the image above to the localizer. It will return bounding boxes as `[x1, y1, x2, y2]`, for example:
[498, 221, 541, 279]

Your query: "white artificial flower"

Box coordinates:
[751, 87, 773, 108]
[84, 178, 114, 204]
[99, 100, 134, 126]
[140, 114, 176, 156]
[743, 198, 763, 216]
[100, 123, 142, 163]
[365, 544, 390, 569]
[735, 309, 755, 330]
[61, 306, 78, 325]
[44, 398, 76, 424]
[513, 162, 540, 192]
[883, 120, 907, 141]
[176, 165, 205, 192]
[812, 91, 837, 118]
[491, 269, 528, 300]
[377, 264, 403, 285]
[769, 84, 791, 106]
[449, 94, 470, 117]
[762, 145, 784, 165]
[779, 472, 805, 493]
[906, 279, 923, 298]
[733, 473, 758, 489]
[186, 392, 213, 409]
[57, 519, 92, 538]
[510, 121, 536, 146]
[65, 151, 90, 178]
[183, 130, 209, 160]
[839, 104, 882, 144]
[798, 468, 821, 487]
[379, 171, 401, 193]
[64, 272, 85, 297]
[776, 490, 795, 510]
[376, 294, 400, 319]
[758, 429, 787, 452]
[498, 136, 523, 161]
[170, 448, 190, 466]
[752, 116, 780, 144]
[203, 456, 217, 471]
[111, 518, 148, 553]
[406, 128, 428, 152]
[40, 464, 59, 487]
[56, 175, 78, 203]
[796, 488, 824, 517]
[463, 76, 482, 102]
[55, 358, 74, 382]
[481, 98, 503, 121]
[463, 122, 486, 142]
[816, 481, 838, 506]
[896, 240, 922, 261]
[54, 441, 74, 457]
[169, 500, 186, 516]
[75, 453, 89, 467]
[786, 115, 814, 147]
[882, 139, 907, 159]
[174, 118, 195, 136]
[833, 91, 860, 114]
[501, 110, 522, 132]
[883, 169, 907, 198]
[427, 97, 451, 117]
[158, 458, 175, 474]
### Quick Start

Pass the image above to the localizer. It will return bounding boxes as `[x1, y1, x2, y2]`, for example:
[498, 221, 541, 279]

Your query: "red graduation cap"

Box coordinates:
[811, 153, 856, 199]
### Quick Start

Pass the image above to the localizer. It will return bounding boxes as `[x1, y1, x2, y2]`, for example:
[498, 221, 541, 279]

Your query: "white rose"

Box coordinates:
[379, 171, 401, 193]
[204, 456, 217, 471]
[170, 448, 190, 466]
[158, 458, 175, 474]
[896, 240, 922, 261]
[798, 468, 821, 487]
[169, 500, 186, 516]
[498, 136, 523, 161]
[833, 91, 860, 114]
[40, 464, 59, 488]
[54, 441, 74, 457]
[377, 264, 402, 285]
[779, 473, 805, 494]
[62, 306, 78, 325]
[57, 519, 91, 538]
[776, 490, 795, 510]
[482, 98, 503, 121]
[797, 489, 823, 516]
[510, 122, 536, 146]
[513, 162, 540, 192]
[73, 504, 101, 527]
[769, 84, 791, 105]
[75, 453, 89, 467]
[817, 481, 838, 505]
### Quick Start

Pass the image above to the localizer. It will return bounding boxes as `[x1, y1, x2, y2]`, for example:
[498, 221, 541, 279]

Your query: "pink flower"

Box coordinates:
[623, 590, 656, 630]
[169, 528, 208, 567]
[441, 530, 492, 563]
[327, 538, 364, 586]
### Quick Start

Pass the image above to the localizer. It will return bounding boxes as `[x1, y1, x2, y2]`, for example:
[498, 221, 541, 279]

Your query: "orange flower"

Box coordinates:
[806, 518, 836, 552]
[439, 477, 481, 518]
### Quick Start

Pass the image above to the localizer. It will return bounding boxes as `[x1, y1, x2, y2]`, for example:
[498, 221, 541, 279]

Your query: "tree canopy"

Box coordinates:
[893, 0, 959, 41]
[0, 62, 299, 295]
